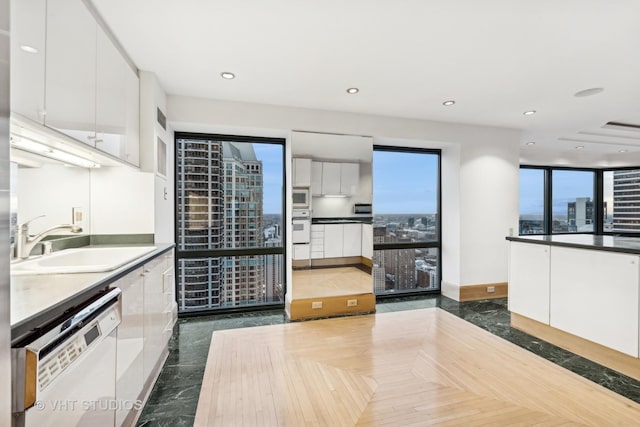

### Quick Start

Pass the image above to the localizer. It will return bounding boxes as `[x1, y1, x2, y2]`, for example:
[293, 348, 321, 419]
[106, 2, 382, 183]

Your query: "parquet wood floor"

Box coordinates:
[195, 308, 640, 426]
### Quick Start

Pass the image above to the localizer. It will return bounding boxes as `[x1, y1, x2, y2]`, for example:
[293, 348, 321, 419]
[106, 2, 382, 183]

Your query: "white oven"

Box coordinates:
[292, 209, 311, 244]
[292, 187, 310, 209]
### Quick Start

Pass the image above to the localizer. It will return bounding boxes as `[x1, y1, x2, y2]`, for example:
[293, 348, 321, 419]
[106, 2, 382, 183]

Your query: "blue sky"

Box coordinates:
[253, 144, 283, 214]
[519, 169, 595, 216]
[372, 151, 438, 214]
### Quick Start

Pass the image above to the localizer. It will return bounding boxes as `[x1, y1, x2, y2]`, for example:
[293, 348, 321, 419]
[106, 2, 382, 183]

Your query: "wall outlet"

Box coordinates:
[311, 301, 323, 309]
[72, 207, 83, 227]
[487, 286, 496, 293]
[347, 299, 358, 307]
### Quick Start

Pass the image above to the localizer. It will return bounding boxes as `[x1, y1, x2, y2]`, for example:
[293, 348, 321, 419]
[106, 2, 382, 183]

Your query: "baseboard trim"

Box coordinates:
[511, 313, 640, 382]
[458, 282, 508, 301]
[287, 293, 376, 321]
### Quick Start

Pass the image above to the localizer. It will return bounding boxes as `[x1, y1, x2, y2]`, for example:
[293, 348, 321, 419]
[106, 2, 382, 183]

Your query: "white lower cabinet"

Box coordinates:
[343, 224, 362, 257]
[549, 247, 639, 357]
[361, 224, 373, 260]
[311, 225, 325, 259]
[116, 249, 175, 426]
[293, 244, 310, 260]
[508, 242, 550, 324]
[324, 224, 344, 258]
[115, 267, 145, 427]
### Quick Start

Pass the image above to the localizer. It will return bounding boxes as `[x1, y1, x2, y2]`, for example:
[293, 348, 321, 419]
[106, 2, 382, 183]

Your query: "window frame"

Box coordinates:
[174, 132, 286, 316]
[519, 165, 602, 236]
[372, 145, 442, 297]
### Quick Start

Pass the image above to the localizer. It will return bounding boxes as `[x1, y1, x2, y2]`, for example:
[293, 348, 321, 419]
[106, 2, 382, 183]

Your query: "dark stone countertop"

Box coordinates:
[506, 234, 640, 255]
[312, 217, 372, 225]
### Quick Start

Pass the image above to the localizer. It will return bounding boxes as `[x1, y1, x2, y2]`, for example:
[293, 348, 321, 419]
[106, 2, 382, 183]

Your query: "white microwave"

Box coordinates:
[292, 187, 310, 208]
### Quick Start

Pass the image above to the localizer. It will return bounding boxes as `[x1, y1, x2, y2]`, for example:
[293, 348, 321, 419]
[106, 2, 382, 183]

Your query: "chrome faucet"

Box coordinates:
[16, 215, 83, 259]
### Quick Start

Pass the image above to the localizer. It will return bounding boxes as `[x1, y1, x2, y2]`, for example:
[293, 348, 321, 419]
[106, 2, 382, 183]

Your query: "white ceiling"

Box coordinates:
[92, 0, 640, 162]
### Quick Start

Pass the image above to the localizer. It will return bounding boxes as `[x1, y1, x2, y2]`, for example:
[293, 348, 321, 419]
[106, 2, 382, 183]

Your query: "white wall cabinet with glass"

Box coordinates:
[13, 0, 140, 167]
[311, 161, 360, 196]
[292, 157, 312, 187]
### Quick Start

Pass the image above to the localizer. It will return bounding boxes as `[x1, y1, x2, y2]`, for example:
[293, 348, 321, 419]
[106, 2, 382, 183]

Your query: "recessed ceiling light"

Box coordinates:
[574, 87, 604, 98]
[575, 145, 584, 150]
[442, 100, 455, 106]
[619, 149, 628, 153]
[346, 87, 359, 94]
[523, 110, 536, 116]
[525, 141, 536, 146]
[220, 72, 235, 79]
[20, 45, 39, 54]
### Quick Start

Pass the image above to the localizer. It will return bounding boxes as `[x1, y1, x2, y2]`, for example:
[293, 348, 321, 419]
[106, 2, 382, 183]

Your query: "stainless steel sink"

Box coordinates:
[11, 246, 156, 275]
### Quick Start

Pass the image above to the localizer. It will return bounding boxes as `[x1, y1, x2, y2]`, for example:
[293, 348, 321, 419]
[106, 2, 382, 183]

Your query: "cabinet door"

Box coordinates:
[10, 0, 46, 124]
[343, 224, 362, 257]
[143, 255, 168, 380]
[311, 161, 323, 196]
[45, 0, 97, 142]
[323, 224, 343, 258]
[549, 247, 639, 357]
[116, 267, 145, 427]
[508, 242, 550, 324]
[340, 163, 359, 195]
[124, 67, 140, 166]
[311, 224, 324, 259]
[361, 224, 373, 260]
[293, 158, 312, 187]
[293, 244, 311, 260]
[96, 25, 126, 159]
[322, 162, 341, 195]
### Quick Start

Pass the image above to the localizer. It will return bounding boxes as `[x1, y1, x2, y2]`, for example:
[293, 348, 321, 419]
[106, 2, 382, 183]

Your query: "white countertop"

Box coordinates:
[11, 244, 173, 341]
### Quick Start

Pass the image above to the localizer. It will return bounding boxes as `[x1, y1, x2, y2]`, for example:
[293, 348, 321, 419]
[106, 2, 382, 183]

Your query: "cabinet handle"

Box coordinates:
[87, 135, 96, 140]
[94, 139, 103, 144]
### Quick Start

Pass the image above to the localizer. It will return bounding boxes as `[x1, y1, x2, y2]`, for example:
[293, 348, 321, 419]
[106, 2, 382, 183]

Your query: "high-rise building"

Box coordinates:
[176, 139, 267, 310]
[613, 170, 640, 232]
[567, 197, 594, 232]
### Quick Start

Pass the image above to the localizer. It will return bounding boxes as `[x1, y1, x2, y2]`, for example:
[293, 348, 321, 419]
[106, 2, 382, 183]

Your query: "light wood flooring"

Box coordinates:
[194, 308, 640, 426]
[292, 266, 372, 299]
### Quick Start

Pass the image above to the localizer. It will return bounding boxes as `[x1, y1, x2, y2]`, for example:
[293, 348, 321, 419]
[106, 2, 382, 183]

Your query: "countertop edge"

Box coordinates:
[505, 236, 640, 255]
[11, 243, 175, 344]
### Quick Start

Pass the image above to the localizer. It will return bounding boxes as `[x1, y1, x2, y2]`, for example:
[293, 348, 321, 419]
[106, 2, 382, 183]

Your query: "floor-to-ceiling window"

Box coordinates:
[175, 133, 285, 313]
[603, 168, 640, 235]
[519, 166, 597, 235]
[372, 147, 441, 295]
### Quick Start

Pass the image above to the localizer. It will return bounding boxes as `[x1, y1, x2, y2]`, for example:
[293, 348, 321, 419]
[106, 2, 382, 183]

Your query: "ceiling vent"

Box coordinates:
[602, 121, 640, 132]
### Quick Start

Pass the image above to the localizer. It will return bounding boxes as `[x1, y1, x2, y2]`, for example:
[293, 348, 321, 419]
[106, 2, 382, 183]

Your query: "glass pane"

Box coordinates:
[176, 138, 283, 250]
[551, 170, 595, 233]
[178, 255, 284, 312]
[373, 248, 439, 294]
[372, 151, 438, 243]
[519, 168, 545, 235]
[603, 169, 640, 233]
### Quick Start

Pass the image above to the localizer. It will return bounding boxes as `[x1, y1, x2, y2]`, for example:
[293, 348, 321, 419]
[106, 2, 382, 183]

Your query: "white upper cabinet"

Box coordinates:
[45, 0, 97, 142]
[10, 0, 47, 124]
[13, 0, 140, 167]
[96, 25, 140, 166]
[321, 162, 342, 195]
[311, 161, 323, 196]
[292, 157, 312, 187]
[340, 163, 359, 195]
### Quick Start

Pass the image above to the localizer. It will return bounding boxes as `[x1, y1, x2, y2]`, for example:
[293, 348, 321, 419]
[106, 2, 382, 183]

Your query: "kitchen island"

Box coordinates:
[506, 234, 640, 381]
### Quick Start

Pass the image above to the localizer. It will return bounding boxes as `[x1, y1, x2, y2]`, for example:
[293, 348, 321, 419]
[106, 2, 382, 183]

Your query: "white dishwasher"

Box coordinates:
[12, 288, 122, 427]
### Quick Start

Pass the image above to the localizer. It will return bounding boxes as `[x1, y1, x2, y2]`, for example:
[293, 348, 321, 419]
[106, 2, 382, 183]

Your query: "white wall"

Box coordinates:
[168, 95, 523, 300]
[90, 166, 154, 234]
[140, 71, 174, 243]
[17, 163, 91, 234]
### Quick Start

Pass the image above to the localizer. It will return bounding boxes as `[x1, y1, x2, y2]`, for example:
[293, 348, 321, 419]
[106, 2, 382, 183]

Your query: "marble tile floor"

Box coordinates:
[136, 296, 640, 426]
